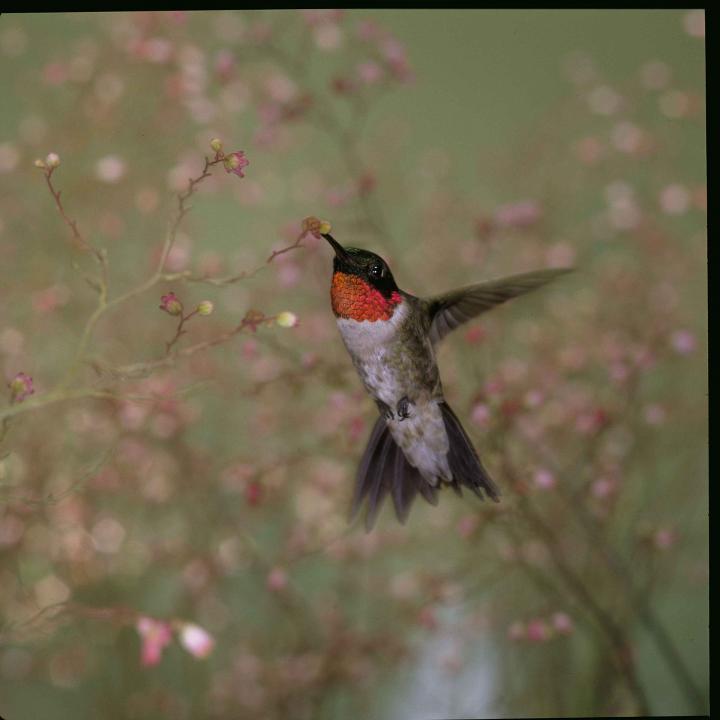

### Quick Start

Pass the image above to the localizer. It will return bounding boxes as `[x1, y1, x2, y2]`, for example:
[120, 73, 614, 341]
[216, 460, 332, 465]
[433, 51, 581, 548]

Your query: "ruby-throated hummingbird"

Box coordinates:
[323, 231, 571, 531]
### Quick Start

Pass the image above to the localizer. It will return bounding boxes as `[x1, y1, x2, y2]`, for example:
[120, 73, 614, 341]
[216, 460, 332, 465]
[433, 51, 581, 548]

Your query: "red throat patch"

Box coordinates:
[331, 272, 402, 322]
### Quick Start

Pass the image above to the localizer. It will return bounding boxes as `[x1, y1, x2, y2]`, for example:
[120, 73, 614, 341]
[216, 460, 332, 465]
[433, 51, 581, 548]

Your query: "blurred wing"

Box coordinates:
[427, 268, 572, 345]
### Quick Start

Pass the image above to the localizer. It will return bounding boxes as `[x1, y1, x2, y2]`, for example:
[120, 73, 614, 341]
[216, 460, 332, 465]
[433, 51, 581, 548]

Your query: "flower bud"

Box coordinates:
[210, 137, 223, 153]
[276, 311, 298, 328]
[301, 216, 332, 238]
[8, 372, 34, 403]
[45, 153, 60, 168]
[34, 158, 46, 169]
[136, 617, 172, 667]
[159, 292, 183, 316]
[196, 300, 214, 316]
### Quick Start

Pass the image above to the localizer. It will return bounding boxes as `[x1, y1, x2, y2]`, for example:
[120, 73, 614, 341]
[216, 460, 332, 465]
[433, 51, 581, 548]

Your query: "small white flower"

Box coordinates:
[179, 623, 215, 659]
[45, 152, 60, 168]
[95, 154, 126, 183]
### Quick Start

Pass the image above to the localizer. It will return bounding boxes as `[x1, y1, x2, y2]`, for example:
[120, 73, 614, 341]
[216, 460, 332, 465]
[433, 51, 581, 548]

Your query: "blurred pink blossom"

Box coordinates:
[643, 404, 666, 426]
[417, 607, 438, 630]
[591, 477, 617, 499]
[179, 623, 215, 659]
[313, 23, 343, 51]
[470, 402, 491, 428]
[670, 329, 696, 355]
[640, 60, 671, 90]
[587, 85, 622, 115]
[32, 284, 70, 313]
[526, 618, 550, 642]
[95, 154, 126, 183]
[347, 416, 366, 443]
[267, 567, 288, 592]
[659, 184, 690, 215]
[357, 61, 383, 85]
[653, 528, 677, 550]
[136, 617, 172, 667]
[611, 121, 644, 154]
[494, 200, 542, 229]
[683, 10, 704, 38]
[464, 326, 486, 344]
[43, 61, 68, 85]
[533, 469, 556, 490]
[574, 136, 603, 165]
[660, 90, 691, 119]
[8, 372, 34, 403]
[551, 612, 574, 635]
[214, 49, 235, 80]
[301, 10, 344, 26]
[245, 480, 263, 506]
[457, 515, 480, 538]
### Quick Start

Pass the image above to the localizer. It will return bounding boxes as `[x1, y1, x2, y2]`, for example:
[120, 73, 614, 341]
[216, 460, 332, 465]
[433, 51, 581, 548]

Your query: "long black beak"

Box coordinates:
[322, 233, 352, 263]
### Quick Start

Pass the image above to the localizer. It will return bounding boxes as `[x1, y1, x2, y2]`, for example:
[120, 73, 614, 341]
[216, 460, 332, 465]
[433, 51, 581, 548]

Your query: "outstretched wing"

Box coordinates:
[427, 268, 572, 345]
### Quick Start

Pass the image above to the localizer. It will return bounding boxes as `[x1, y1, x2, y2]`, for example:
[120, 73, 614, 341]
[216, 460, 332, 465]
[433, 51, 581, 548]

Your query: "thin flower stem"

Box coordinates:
[514, 493, 652, 715]
[43, 167, 109, 299]
[52, 156, 223, 391]
[516, 419, 706, 713]
[165, 309, 199, 356]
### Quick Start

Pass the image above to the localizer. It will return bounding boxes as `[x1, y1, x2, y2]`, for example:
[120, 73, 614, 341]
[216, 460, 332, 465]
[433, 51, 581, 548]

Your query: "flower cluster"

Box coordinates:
[136, 616, 215, 666]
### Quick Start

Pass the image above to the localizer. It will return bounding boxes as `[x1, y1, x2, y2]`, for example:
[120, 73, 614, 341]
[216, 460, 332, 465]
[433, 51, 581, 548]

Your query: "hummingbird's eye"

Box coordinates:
[369, 263, 384, 279]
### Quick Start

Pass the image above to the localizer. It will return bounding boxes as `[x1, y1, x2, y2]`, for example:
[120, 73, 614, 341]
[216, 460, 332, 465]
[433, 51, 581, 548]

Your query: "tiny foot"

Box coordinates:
[375, 399, 394, 421]
[397, 396, 413, 421]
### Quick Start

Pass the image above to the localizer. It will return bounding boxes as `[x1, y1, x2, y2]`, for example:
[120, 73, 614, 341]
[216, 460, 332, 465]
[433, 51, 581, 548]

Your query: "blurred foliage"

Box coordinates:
[0, 10, 707, 719]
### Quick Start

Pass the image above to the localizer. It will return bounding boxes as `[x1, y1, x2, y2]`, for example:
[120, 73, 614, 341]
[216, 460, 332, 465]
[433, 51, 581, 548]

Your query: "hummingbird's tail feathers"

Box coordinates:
[427, 267, 573, 344]
[440, 402, 501, 502]
[351, 415, 430, 531]
[351, 404, 498, 531]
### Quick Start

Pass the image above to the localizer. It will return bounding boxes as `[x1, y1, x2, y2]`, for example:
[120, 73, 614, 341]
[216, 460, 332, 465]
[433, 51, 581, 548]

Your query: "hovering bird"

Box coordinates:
[323, 231, 571, 530]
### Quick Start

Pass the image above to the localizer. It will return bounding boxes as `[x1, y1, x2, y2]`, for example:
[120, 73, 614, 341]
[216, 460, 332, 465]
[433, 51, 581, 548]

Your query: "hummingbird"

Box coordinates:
[323, 231, 571, 531]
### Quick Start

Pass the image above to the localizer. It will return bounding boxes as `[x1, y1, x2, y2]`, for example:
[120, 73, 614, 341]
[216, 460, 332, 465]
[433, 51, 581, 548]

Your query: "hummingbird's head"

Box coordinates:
[323, 233, 403, 322]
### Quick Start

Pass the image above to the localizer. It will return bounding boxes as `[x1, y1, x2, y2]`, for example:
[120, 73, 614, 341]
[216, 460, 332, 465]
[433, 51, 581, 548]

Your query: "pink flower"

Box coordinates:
[457, 515, 479, 538]
[136, 617, 172, 667]
[591, 477, 616, 499]
[8, 372, 34, 403]
[223, 151, 249, 178]
[653, 528, 676, 550]
[494, 200, 542, 229]
[266, 567, 288, 592]
[464, 326, 486, 344]
[417, 607, 438, 630]
[683, 9, 704, 38]
[526, 618, 550, 642]
[178, 623, 215, 659]
[643, 404, 666, 426]
[670, 329, 696, 355]
[470, 403, 491, 428]
[659, 184, 690, 215]
[245, 480, 263, 506]
[551, 612, 574, 635]
[533, 469, 556, 490]
[159, 292, 183, 316]
[357, 61, 383, 85]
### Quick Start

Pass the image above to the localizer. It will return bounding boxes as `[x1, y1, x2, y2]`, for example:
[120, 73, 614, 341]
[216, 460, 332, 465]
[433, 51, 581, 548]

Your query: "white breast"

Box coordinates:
[335, 301, 408, 360]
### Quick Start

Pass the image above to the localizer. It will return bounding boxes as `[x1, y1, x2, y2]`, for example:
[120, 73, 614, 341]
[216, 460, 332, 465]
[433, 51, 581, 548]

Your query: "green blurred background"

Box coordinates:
[0, 10, 707, 719]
